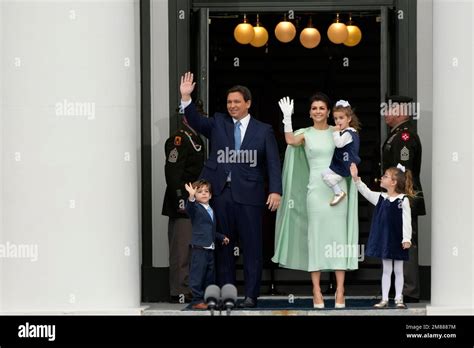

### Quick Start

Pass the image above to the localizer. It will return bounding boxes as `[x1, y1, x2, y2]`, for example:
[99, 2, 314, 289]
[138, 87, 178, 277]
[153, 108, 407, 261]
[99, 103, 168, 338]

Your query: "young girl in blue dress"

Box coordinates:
[321, 100, 361, 206]
[350, 162, 413, 309]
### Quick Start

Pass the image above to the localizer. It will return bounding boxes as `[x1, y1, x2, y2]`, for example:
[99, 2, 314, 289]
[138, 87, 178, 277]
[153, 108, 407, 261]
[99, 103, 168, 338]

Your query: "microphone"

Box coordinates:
[221, 284, 238, 316]
[204, 285, 220, 316]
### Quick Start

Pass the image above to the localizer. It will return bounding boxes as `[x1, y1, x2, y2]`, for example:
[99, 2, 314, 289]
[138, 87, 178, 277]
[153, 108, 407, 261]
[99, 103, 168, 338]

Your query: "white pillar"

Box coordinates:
[0, 0, 141, 313]
[417, 0, 433, 269]
[428, 0, 473, 315]
[0, 0, 4, 306]
[151, 0, 170, 268]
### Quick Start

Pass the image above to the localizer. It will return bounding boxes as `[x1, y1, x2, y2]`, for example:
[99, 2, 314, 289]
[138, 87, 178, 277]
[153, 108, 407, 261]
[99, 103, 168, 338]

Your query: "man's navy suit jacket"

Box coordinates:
[185, 102, 282, 206]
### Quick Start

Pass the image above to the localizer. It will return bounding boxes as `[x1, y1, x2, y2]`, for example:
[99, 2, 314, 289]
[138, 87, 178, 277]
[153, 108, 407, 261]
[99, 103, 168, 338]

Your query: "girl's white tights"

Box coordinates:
[381, 259, 404, 301]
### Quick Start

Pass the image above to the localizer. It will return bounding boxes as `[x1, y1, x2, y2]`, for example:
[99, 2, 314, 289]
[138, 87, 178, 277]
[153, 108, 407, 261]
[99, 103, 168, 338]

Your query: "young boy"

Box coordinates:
[184, 180, 229, 309]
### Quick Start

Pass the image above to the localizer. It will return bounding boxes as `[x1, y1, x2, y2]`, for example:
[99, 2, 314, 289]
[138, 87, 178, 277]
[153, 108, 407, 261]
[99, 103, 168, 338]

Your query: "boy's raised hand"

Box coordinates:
[184, 182, 196, 199]
[222, 236, 230, 245]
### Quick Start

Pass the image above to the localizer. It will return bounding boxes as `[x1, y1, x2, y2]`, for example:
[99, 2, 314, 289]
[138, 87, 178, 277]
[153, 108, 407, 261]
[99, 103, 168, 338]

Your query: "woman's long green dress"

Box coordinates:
[272, 127, 359, 272]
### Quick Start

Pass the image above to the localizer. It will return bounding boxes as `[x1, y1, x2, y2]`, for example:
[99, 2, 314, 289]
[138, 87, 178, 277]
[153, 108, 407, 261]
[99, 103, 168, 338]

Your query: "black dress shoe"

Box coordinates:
[238, 297, 257, 308]
[403, 296, 419, 303]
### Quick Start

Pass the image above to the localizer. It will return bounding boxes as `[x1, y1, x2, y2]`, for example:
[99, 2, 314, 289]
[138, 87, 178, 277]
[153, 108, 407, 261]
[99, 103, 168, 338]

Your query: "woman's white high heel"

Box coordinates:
[335, 290, 346, 309]
[313, 291, 325, 309]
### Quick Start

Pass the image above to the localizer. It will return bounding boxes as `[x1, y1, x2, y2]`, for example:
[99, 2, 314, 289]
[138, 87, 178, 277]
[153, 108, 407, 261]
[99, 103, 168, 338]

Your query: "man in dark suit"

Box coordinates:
[180, 72, 283, 308]
[162, 107, 205, 303]
[382, 95, 426, 302]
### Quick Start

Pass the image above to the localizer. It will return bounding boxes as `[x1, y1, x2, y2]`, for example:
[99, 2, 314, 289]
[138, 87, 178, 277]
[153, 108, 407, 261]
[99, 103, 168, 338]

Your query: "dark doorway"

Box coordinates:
[199, 11, 382, 295]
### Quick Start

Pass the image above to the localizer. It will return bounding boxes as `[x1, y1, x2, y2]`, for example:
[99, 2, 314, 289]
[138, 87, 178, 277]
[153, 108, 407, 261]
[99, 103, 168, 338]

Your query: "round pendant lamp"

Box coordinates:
[250, 14, 269, 47]
[234, 14, 255, 44]
[344, 16, 362, 47]
[299, 17, 321, 49]
[275, 14, 296, 43]
[327, 13, 349, 44]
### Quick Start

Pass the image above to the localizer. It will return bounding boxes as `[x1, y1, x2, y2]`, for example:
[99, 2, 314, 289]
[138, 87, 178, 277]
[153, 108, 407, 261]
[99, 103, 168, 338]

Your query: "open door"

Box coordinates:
[197, 9, 383, 295]
[160, 0, 418, 299]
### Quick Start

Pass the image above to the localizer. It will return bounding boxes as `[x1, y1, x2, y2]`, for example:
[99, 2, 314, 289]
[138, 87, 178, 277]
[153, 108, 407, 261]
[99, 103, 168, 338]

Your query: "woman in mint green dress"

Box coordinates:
[272, 93, 359, 309]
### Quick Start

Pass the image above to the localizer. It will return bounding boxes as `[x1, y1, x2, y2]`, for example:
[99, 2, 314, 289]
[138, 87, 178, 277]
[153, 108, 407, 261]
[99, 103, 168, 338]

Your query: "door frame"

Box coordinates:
[140, 0, 418, 302]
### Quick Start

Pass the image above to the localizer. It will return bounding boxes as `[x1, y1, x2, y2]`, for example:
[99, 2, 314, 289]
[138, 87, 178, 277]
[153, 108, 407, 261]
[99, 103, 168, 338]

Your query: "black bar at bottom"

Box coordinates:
[0, 315, 472, 345]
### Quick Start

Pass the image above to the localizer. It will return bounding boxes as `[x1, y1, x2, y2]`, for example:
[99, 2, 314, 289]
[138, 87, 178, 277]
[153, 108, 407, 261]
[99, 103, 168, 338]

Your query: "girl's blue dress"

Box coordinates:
[365, 195, 409, 261]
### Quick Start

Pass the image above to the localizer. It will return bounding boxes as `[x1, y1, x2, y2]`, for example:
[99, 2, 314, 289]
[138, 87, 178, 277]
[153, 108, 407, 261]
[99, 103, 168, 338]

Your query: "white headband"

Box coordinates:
[335, 100, 350, 108]
[397, 163, 406, 173]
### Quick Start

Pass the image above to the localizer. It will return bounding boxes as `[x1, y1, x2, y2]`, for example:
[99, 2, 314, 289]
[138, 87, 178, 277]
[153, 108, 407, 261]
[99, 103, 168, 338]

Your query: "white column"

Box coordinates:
[0, 0, 141, 313]
[417, 0, 433, 268]
[0, 0, 4, 306]
[428, 0, 473, 315]
[151, 0, 170, 268]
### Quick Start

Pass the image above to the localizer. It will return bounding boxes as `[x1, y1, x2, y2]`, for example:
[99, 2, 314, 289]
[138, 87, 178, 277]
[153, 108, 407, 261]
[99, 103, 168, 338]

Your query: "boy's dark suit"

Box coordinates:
[184, 102, 282, 301]
[185, 199, 225, 304]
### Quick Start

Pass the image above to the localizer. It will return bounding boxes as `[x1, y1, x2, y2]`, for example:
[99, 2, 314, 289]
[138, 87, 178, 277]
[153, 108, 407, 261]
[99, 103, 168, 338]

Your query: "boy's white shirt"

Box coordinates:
[333, 127, 356, 148]
[353, 179, 412, 243]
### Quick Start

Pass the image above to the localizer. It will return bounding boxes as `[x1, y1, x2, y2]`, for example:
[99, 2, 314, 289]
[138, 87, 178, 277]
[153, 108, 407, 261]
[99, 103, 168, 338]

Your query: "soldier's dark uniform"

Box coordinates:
[162, 118, 204, 302]
[382, 97, 426, 301]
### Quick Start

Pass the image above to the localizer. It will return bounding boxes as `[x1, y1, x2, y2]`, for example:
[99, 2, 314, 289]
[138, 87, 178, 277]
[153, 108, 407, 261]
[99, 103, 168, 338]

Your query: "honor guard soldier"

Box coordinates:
[382, 95, 426, 302]
[162, 102, 205, 303]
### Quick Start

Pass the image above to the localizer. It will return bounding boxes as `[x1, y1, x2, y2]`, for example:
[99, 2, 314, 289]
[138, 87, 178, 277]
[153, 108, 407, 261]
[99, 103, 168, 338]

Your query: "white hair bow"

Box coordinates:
[335, 100, 350, 108]
[397, 163, 406, 172]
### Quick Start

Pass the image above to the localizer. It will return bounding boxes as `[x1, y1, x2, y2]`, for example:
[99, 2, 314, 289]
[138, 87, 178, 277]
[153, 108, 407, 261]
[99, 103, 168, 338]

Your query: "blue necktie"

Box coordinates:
[228, 121, 241, 182]
[234, 121, 241, 150]
[207, 206, 213, 221]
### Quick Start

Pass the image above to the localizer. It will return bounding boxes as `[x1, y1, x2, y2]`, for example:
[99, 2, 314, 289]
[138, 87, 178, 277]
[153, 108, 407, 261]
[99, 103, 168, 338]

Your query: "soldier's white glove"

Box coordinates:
[278, 96, 294, 133]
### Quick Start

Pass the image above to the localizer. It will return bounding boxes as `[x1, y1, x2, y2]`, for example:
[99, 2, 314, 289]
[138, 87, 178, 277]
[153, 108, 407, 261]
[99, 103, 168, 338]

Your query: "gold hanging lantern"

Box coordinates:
[299, 17, 321, 49]
[234, 14, 255, 44]
[250, 14, 269, 47]
[327, 13, 348, 44]
[344, 15, 362, 47]
[275, 14, 296, 43]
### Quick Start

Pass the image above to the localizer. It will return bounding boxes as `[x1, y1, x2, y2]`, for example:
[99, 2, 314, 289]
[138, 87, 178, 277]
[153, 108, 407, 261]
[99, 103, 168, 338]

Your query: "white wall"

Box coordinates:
[0, 0, 4, 306]
[151, 0, 170, 268]
[417, 0, 433, 267]
[429, 0, 473, 314]
[0, 0, 141, 312]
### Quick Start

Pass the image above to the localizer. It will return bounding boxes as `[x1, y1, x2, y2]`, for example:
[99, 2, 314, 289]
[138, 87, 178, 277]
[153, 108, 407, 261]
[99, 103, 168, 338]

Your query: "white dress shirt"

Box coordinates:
[233, 113, 251, 142]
